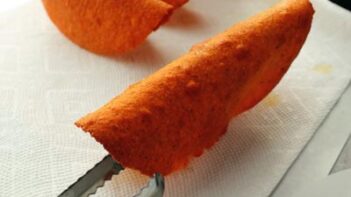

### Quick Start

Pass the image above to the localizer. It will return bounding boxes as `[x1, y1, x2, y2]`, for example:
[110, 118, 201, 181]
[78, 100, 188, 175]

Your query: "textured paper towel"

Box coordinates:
[0, 0, 350, 196]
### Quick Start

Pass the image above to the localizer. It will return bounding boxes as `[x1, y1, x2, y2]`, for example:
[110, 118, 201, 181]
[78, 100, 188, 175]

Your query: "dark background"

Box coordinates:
[331, 0, 351, 11]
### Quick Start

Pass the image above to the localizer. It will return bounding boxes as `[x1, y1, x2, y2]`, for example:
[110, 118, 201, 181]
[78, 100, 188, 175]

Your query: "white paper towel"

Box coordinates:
[0, 0, 350, 196]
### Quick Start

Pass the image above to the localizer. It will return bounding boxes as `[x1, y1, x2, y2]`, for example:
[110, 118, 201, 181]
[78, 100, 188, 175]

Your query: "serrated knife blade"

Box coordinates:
[134, 173, 165, 197]
[59, 155, 165, 197]
[59, 155, 124, 197]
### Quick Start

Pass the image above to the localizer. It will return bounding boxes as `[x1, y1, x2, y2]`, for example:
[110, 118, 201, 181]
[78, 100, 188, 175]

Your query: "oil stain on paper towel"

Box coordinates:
[313, 64, 333, 74]
[263, 93, 280, 107]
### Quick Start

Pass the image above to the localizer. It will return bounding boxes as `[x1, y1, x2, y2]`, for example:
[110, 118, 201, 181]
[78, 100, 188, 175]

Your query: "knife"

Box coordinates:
[58, 155, 165, 197]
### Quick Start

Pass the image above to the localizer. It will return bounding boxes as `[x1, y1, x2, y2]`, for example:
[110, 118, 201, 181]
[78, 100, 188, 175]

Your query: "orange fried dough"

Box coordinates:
[42, 0, 176, 55]
[76, 0, 314, 176]
[162, 0, 188, 7]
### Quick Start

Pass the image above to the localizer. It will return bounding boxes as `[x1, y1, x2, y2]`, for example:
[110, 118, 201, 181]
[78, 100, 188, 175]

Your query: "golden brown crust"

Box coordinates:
[76, 0, 314, 175]
[42, 0, 173, 55]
